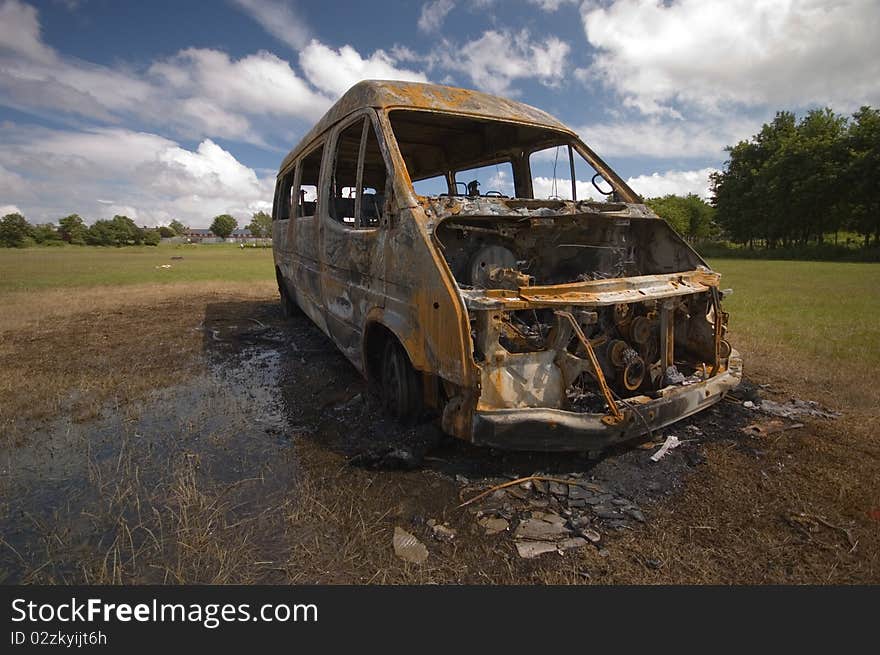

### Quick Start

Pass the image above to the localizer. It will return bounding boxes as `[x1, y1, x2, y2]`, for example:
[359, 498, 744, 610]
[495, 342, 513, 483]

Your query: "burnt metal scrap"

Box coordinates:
[272, 80, 741, 453]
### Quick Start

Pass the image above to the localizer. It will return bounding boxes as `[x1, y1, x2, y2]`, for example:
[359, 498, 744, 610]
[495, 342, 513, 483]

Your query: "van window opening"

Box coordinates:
[329, 116, 388, 228]
[412, 174, 447, 196]
[454, 160, 514, 197]
[296, 143, 324, 219]
[529, 145, 597, 202]
[273, 168, 295, 221]
[388, 109, 609, 200]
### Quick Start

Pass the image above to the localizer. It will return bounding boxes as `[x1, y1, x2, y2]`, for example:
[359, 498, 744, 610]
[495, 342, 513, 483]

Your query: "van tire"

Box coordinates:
[380, 338, 423, 424]
[276, 270, 299, 319]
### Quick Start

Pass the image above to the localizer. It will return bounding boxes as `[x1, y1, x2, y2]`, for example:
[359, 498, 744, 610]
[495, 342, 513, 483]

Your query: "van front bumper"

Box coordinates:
[470, 351, 742, 452]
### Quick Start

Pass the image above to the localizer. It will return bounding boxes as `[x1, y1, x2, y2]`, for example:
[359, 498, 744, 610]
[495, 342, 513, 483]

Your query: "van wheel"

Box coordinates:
[279, 282, 298, 318]
[380, 339, 423, 423]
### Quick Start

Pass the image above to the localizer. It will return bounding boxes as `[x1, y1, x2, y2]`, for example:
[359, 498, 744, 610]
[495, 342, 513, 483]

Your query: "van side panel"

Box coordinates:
[321, 219, 386, 365]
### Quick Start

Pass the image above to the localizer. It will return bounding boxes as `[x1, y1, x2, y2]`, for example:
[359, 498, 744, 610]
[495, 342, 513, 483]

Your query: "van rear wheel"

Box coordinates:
[380, 339, 422, 424]
[279, 284, 298, 318]
[276, 270, 299, 319]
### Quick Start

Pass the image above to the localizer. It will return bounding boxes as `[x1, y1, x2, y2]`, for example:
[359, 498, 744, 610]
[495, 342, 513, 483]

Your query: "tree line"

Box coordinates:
[710, 106, 879, 249]
[0, 212, 273, 248]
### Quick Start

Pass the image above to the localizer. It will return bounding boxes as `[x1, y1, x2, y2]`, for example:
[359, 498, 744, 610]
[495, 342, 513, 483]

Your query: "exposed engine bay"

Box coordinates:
[428, 197, 732, 418]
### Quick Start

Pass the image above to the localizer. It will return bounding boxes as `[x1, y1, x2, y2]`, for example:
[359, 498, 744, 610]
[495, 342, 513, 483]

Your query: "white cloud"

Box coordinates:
[581, 0, 880, 116]
[434, 30, 570, 95]
[299, 41, 428, 97]
[0, 125, 274, 227]
[626, 167, 718, 200]
[418, 0, 455, 32]
[528, 0, 576, 11]
[0, 204, 23, 216]
[1, 0, 427, 145]
[0, 0, 54, 64]
[231, 0, 311, 50]
[0, 162, 27, 196]
[485, 169, 514, 196]
[575, 115, 758, 159]
[150, 48, 332, 134]
[532, 176, 596, 200]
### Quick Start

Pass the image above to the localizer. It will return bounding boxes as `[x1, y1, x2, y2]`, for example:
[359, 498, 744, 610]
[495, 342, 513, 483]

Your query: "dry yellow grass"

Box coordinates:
[0, 281, 275, 432]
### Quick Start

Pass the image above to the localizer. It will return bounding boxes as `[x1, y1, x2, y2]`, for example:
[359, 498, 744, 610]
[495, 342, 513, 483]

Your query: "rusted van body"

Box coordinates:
[272, 80, 741, 452]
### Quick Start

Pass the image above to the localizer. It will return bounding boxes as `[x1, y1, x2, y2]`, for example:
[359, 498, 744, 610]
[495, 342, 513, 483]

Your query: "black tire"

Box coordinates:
[276, 271, 299, 319]
[380, 338, 423, 424]
[281, 287, 298, 319]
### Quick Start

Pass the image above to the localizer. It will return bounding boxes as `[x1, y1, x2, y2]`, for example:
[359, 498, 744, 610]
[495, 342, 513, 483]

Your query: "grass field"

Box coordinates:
[709, 259, 880, 410]
[715, 259, 880, 366]
[1, 246, 878, 584]
[0, 243, 274, 292]
[2, 246, 876, 384]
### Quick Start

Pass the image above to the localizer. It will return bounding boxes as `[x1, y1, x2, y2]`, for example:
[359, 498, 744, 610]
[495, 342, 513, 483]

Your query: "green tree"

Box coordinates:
[0, 213, 35, 247]
[85, 219, 115, 246]
[110, 215, 143, 245]
[168, 219, 189, 236]
[772, 108, 848, 245]
[142, 229, 161, 246]
[85, 215, 144, 246]
[246, 210, 272, 238]
[646, 194, 716, 241]
[158, 225, 175, 238]
[845, 106, 880, 247]
[32, 223, 61, 244]
[58, 214, 87, 244]
[711, 109, 855, 248]
[210, 214, 237, 239]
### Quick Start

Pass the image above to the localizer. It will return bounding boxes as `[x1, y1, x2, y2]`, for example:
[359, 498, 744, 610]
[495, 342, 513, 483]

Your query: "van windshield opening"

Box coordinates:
[388, 109, 612, 201]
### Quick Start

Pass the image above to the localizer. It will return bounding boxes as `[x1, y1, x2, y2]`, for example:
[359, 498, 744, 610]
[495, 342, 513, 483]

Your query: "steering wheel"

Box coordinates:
[592, 173, 614, 196]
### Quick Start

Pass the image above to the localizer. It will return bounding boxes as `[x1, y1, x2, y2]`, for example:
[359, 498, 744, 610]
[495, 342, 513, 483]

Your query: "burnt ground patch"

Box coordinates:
[0, 295, 875, 584]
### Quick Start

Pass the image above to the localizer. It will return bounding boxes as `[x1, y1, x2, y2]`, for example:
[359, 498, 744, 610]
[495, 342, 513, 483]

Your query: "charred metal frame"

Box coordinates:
[272, 81, 741, 453]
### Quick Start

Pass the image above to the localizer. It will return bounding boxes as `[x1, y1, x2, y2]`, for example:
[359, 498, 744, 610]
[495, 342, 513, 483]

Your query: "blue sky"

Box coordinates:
[1, 0, 877, 226]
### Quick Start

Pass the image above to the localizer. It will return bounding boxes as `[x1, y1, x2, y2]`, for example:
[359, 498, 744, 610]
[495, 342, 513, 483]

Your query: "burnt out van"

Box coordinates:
[272, 80, 741, 452]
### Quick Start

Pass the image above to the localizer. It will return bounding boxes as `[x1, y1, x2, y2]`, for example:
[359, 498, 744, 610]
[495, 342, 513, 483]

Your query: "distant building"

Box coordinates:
[178, 227, 269, 245]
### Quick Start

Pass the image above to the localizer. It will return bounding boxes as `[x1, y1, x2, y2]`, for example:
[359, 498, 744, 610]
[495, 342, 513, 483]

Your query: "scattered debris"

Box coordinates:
[170, 256, 184, 260]
[515, 541, 558, 559]
[461, 473, 646, 558]
[742, 420, 805, 438]
[478, 516, 509, 535]
[557, 537, 589, 551]
[579, 528, 602, 543]
[514, 516, 570, 541]
[758, 399, 841, 420]
[650, 435, 682, 462]
[460, 474, 609, 508]
[349, 447, 420, 470]
[785, 512, 858, 552]
[156, 264, 172, 269]
[430, 523, 456, 542]
[393, 527, 428, 564]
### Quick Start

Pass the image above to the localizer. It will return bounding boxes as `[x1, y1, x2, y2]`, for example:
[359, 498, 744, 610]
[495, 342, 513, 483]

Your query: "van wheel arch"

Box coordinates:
[363, 322, 423, 423]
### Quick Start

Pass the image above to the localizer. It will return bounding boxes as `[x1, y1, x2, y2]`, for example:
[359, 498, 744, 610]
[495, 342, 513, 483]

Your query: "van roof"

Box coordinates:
[279, 80, 575, 172]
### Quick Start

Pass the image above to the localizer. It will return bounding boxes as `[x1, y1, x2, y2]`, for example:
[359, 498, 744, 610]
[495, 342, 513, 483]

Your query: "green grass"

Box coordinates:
[0, 243, 274, 292]
[3, 246, 877, 377]
[710, 258, 880, 370]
